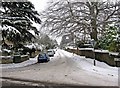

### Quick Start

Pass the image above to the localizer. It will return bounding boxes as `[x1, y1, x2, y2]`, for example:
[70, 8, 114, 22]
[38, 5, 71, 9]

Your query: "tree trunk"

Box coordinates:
[89, 2, 98, 41]
[90, 20, 97, 41]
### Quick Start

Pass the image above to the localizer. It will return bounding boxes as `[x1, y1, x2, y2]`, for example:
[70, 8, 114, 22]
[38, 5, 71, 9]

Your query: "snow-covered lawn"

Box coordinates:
[60, 49, 118, 78]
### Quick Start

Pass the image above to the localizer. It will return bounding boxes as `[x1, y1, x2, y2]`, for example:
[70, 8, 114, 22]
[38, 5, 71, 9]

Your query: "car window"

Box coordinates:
[39, 54, 44, 58]
[47, 51, 52, 53]
[45, 54, 49, 57]
[44, 54, 47, 57]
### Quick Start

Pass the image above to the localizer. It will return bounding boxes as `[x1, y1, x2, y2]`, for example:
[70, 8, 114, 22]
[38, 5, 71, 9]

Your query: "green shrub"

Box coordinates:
[98, 26, 118, 52]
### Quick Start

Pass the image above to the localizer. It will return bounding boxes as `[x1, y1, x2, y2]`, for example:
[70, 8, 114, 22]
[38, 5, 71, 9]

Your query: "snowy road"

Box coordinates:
[1, 49, 119, 86]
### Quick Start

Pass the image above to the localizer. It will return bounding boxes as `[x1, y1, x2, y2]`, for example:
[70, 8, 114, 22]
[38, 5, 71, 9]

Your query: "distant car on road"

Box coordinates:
[47, 49, 55, 57]
[38, 53, 50, 63]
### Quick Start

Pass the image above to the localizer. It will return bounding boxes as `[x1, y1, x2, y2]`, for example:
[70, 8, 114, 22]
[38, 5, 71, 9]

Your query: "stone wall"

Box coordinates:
[65, 48, 120, 67]
[0, 55, 29, 64]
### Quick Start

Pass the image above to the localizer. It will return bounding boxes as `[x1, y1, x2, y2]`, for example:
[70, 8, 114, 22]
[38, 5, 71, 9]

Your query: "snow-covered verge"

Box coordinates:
[59, 49, 118, 78]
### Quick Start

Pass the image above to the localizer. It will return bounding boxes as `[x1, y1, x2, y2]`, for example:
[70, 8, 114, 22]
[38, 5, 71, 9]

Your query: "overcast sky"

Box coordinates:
[28, 0, 49, 12]
[27, 0, 62, 45]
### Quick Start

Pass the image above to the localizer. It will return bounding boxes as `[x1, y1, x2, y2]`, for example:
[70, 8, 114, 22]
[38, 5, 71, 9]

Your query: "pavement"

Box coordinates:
[0, 56, 38, 69]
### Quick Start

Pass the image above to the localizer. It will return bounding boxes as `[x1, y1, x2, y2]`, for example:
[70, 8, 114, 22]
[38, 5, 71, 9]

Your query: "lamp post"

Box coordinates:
[91, 39, 97, 66]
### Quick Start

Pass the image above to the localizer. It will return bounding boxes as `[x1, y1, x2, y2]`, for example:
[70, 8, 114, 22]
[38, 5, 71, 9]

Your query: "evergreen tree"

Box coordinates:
[98, 26, 118, 52]
[0, 1, 41, 48]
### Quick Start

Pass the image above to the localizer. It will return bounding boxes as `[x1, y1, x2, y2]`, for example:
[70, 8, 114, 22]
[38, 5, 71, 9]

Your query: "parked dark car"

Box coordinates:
[38, 53, 50, 63]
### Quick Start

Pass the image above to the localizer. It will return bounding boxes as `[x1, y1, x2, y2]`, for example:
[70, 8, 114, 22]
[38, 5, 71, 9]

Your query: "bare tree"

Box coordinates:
[41, 0, 120, 41]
